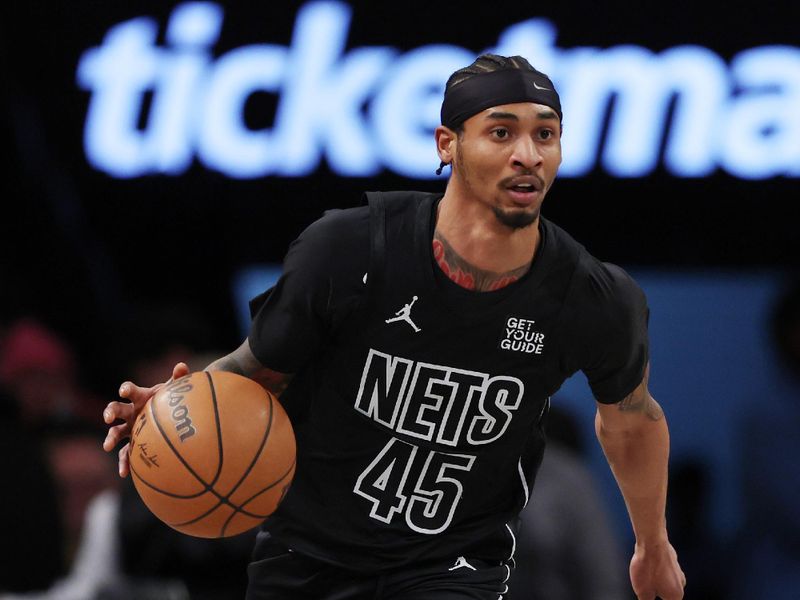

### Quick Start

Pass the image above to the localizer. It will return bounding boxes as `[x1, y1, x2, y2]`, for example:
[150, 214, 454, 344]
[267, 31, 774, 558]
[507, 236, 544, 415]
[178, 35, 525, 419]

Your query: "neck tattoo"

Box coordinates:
[432, 230, 531, 292]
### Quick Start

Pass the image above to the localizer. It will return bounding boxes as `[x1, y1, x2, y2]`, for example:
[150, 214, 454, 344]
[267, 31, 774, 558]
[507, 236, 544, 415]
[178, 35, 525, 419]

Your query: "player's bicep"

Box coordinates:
[206, 339, 293, 397]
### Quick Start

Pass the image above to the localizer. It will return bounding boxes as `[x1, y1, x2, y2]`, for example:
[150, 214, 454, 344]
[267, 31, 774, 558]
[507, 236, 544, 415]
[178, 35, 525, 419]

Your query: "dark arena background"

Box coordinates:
[1, 0, 799, 598]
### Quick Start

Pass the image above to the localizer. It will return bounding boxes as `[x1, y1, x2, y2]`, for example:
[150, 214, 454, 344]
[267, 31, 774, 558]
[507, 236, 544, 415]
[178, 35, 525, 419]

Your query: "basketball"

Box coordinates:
[128, 371, 296, 538]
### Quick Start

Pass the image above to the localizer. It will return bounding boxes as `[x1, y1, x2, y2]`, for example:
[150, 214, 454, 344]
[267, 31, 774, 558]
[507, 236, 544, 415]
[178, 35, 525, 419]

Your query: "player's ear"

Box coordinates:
[435, 126, 456, 165]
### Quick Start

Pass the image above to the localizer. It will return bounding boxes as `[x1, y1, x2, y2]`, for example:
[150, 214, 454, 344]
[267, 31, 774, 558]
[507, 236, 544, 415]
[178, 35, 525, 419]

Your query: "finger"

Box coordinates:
[103, 400, 136, 424]
[118, 443, 131, 478]
[119, 381, 156, 408]
[172, 362, 190, 380]
[103, 422, 132, 452]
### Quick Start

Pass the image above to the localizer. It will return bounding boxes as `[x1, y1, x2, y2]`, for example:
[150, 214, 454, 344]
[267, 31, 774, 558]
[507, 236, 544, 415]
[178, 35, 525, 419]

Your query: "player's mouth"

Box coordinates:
[502, 176, 544, 205]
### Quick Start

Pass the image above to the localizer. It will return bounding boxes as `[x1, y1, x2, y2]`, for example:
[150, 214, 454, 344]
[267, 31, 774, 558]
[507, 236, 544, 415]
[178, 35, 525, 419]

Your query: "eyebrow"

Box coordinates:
[485, 110, 560, 121]
[486, 111, 519, 121]
[536, 110, 560, 121]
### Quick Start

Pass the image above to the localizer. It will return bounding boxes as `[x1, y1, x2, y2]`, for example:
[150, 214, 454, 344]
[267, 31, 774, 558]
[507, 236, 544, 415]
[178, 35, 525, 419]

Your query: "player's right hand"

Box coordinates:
[102, 362, 190, 477]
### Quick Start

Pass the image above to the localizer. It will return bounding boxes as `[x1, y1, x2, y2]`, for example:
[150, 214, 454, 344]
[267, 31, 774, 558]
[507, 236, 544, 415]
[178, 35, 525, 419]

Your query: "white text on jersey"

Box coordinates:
[354, 349, 524, 447]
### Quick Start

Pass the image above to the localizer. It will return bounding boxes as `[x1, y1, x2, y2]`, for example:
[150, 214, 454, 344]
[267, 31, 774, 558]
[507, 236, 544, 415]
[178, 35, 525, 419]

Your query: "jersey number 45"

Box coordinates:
[353, 438, 476, 534]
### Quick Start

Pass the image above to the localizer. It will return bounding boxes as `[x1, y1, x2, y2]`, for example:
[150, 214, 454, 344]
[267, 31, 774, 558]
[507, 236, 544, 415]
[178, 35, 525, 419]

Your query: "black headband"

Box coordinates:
[440, 68, 562, 130]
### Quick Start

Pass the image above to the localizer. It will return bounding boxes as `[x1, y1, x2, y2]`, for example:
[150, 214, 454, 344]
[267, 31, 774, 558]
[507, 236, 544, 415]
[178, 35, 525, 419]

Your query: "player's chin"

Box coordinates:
[492, 203, 540, 230]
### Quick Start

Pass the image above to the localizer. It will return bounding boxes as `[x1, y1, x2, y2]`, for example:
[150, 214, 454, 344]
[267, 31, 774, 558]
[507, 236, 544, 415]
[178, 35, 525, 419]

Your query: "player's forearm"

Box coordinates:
[595, 407, 670, 546]
[205, 340, 292, 396]
[205, 348, 253, 376]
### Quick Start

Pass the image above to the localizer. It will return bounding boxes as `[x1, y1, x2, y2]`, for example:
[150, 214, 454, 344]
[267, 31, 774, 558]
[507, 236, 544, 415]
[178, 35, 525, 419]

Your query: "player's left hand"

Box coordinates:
[629, 539, 686, 600]
[102, 362, 190, 477]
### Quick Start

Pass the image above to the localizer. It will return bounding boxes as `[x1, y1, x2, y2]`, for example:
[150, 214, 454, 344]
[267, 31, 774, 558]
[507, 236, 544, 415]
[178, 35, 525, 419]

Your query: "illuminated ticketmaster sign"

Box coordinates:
[77, 1, 800, 180]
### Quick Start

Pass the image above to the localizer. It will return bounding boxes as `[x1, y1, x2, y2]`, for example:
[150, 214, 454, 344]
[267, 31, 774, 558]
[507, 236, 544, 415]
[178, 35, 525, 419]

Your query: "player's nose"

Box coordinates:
[510, 136, 543, 170]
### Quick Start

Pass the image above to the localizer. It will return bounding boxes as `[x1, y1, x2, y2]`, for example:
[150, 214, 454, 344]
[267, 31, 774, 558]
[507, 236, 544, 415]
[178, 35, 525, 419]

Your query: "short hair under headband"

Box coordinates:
[440, 68, 562, 130]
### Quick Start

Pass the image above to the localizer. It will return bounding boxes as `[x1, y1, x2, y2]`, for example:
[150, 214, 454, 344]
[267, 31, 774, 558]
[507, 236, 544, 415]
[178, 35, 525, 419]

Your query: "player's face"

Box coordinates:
[452, 102, 562, 229]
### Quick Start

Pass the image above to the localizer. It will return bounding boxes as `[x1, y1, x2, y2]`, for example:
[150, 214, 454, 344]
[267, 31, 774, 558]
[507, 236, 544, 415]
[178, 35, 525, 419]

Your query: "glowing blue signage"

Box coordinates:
[77, 1, 800, 180]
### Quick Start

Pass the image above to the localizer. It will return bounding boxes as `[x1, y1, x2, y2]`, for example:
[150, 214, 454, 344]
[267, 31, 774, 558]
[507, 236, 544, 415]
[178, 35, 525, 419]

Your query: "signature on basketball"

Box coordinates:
[165, 376, 197, 442]
[136, 441, 160, 468]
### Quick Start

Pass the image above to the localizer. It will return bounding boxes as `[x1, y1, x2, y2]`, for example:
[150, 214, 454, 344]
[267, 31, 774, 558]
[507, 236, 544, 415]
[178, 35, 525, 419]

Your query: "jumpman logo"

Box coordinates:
[448, 556, 477, 571]
[385, 296, 422, 333]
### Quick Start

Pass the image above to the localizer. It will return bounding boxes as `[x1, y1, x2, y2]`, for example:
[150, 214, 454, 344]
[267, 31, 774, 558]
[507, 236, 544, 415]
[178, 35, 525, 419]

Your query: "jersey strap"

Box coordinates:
[364, 191, 387, 294]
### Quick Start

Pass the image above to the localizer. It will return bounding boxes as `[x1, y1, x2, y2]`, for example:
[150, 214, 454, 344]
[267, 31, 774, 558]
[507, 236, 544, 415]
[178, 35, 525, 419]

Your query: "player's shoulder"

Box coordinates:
[576, 254, 644, 310]
[286, 205, 371, 281]
[364, 189, 440, 207]
[302, 190, 436, 240]
[541, 219, 645, 313]
[295, 205, 370, 258]
[363, 189, 441, 224]
[302, 204, 370, 241]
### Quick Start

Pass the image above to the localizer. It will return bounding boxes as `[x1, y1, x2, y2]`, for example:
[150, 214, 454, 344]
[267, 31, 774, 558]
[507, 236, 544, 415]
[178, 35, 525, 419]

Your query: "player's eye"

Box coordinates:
[492, 128, 510, 140]
[539, 129, 553, 140]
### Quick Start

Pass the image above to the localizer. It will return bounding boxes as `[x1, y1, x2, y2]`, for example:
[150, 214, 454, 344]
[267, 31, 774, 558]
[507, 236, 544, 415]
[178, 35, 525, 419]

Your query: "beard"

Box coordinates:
[492, 205, 540, 230]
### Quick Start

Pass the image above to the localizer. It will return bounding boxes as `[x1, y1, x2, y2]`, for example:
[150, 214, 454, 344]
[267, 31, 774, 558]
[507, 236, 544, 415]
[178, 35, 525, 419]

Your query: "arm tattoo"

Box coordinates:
[206, 344, 292, 396]
[432, 230, 531, 291]
[616, 363, 663, 421]
[617, 389, 664, 421]
[206, 354, 249, 376]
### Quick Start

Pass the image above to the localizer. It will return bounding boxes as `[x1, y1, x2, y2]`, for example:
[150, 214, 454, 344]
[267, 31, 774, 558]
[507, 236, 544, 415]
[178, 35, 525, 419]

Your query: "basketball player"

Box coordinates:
[104, 54, 686, 599]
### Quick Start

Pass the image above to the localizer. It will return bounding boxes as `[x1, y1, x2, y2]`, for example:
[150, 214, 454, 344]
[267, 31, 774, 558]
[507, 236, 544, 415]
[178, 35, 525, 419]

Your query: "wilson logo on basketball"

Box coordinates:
[165, 377, 197, 442]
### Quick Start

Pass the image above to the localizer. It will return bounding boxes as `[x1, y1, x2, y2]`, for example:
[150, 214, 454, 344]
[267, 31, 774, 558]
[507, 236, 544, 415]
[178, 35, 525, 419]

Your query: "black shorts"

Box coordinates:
[246, 535, 513, 600]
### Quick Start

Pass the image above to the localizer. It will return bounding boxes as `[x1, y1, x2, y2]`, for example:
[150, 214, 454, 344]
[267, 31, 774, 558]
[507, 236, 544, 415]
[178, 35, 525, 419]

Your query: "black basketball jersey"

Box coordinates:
[248, 191, 648, 571]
